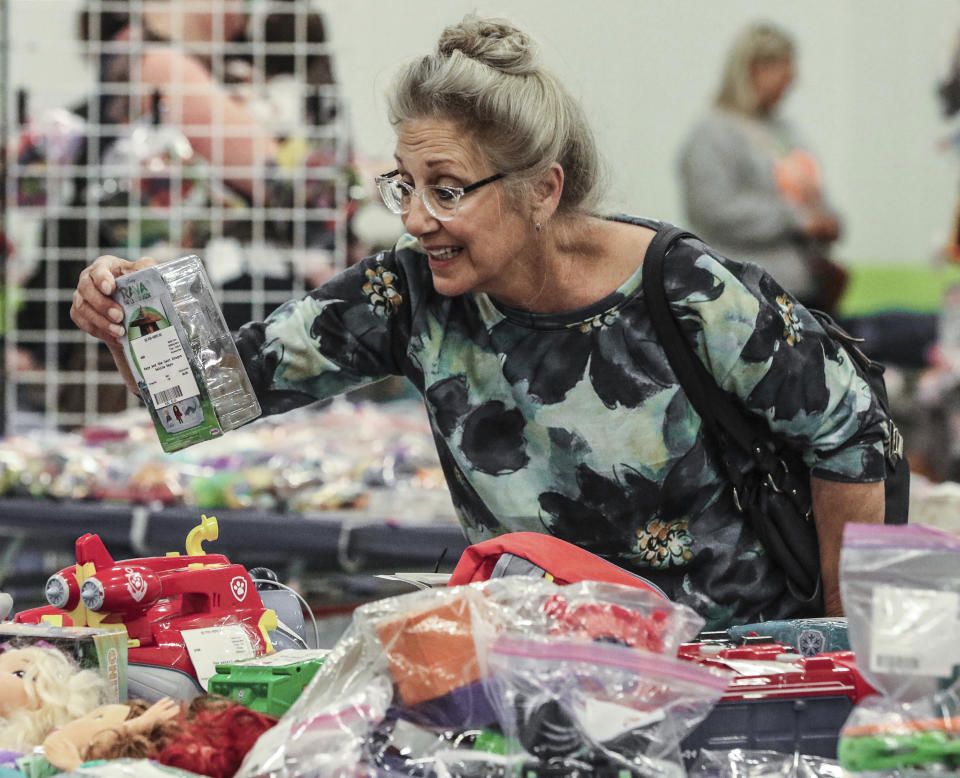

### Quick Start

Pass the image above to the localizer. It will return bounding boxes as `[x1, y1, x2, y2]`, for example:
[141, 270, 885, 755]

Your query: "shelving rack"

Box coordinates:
[2, 0, 353, 434]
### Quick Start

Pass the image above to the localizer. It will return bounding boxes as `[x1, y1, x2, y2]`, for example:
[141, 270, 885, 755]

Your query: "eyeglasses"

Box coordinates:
[374, 170, 505, 221]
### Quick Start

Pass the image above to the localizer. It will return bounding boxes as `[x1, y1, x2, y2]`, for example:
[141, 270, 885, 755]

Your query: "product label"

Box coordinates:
[233, 648, 330, 668]
[182, 624, 257, 690]
[869, 584, 960, 677]
[114, 261, 225, 452]
[131, 328, 201, 412]
[572, 696, 665, 743]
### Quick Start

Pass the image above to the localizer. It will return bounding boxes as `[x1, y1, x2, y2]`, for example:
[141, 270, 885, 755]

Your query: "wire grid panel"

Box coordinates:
[4, 0, 352, 432]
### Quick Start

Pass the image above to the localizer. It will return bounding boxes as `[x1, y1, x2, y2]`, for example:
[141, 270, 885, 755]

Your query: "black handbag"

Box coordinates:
[641, 225, 910, 604]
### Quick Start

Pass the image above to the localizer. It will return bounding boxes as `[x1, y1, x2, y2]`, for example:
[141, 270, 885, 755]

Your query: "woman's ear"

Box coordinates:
[532, 163, 564, 223]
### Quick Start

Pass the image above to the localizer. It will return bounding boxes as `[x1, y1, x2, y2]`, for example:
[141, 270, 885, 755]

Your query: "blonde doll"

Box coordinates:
[0, 646, 109, 752]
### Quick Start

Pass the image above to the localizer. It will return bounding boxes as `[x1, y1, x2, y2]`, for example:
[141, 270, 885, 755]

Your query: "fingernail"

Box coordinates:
[101, 280, 113, 295]
[109, 308, 124, 322]
[110, 324, 125, 337]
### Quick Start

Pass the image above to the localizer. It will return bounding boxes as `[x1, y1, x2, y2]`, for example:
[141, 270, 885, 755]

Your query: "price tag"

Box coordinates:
[182, 624, 257, 690]
[869, 585, 960, 678]
[132, 328, 201, 409]
[236, 648, 330, 667]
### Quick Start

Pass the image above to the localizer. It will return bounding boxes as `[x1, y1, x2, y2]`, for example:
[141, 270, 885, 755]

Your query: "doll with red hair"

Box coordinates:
[43, 695, 277, 778]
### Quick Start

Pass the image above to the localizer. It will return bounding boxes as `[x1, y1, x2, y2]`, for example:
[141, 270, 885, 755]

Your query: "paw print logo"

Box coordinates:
[124, 569, 148, 603]
[230, 576, 248, 602]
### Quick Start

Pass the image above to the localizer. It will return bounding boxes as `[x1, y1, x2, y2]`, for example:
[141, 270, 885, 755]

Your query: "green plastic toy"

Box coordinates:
[208, 649, 327, 717]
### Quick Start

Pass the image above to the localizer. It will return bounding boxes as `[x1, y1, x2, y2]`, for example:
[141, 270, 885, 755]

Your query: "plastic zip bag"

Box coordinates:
[837, 522, 960, 774]
[236, 578, 706, 778]
[486, 635, 731, 777]
[688, 748, 844, 776]
[841, 523, 960, 701]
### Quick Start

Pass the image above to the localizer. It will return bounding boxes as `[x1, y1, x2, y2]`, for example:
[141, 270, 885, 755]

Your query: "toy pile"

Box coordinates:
[0, 399, 454, 521]
[235, 576, 726, 777]
[0, 515, 310, 778]
[9, 519, 950, 777]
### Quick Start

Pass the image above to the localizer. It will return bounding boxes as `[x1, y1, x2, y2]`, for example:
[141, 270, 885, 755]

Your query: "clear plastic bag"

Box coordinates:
[688, 748, 844, 777]
[837, 522, 960, 775]
[840, 523, 960, 701]
[236, 577, 707, 778]
[485, 635, 731, 777]
[838, 682, 960, 773]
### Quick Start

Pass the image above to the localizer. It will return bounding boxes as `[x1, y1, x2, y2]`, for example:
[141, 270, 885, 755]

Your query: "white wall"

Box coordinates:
[8, 0, 960, 264]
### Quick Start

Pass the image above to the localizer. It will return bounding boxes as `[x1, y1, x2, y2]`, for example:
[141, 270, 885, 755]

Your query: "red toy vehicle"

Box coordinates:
[679, 640, 877, 704]
[679, 639, 879, 763]
[15, 514, 284, 700]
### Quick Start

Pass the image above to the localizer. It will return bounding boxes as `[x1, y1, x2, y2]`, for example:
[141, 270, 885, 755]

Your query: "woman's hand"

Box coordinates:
[70, 255, 157, 344]
[803, 210, 842, 243]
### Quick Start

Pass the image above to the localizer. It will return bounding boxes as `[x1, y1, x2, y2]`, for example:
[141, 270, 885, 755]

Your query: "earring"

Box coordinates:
[535, 222, 542, 233]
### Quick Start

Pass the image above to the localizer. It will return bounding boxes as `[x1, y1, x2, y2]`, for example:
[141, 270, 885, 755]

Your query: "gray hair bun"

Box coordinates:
[437, 15, 538, 76]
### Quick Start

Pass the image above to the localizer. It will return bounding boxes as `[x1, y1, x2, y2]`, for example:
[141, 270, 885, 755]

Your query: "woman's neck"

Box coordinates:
[506, 216, 650, 313]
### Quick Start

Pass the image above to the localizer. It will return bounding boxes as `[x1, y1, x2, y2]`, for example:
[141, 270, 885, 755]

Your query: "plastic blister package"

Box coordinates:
[114, 255, 261, 452]
[688, 748, 844, 777]
[159, 256, 260, 431]
[236, 577, 710, 778]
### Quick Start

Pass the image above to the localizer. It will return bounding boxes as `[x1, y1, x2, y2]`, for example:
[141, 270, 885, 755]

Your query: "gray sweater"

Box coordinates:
[678, 108, 825, 301]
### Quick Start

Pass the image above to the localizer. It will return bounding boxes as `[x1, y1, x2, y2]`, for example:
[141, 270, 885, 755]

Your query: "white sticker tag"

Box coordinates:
[572, 695, 665, 743]
[720, 659, 800, 676]
[131, 328, 201, 409]
[869, 585, 960, 678]
[182, 624, 257, 690]
[235, 648, 330, 668]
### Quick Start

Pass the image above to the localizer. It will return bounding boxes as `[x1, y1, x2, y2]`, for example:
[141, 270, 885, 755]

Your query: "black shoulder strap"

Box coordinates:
[643, 226, 827, 601]
[641, 226, 767, 464]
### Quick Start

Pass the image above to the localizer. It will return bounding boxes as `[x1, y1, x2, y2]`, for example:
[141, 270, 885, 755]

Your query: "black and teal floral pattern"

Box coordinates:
[362, 265, 403, 317]
[235, 216, 887, 628]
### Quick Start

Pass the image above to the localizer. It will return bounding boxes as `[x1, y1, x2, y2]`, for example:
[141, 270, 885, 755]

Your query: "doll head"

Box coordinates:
[0, 646, 109, 751]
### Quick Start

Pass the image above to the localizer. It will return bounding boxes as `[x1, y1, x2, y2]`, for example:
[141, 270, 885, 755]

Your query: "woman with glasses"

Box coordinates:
[71, 14, 888, 629]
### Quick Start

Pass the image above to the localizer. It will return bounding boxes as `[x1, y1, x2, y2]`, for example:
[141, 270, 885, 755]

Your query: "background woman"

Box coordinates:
[678, 22, 844, 311]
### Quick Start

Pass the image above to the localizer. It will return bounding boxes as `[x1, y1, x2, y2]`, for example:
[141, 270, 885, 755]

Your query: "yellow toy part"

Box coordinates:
[185, 514, 219, 557]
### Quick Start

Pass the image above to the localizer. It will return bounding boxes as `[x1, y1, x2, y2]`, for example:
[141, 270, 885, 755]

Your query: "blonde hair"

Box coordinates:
[386, 14, 602, 218]
[715, 22, 794, 116]
[0, 646, 109, 750]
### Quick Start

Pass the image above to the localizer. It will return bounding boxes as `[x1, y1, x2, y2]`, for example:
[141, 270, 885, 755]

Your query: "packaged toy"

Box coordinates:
[113, 255, 260, 452]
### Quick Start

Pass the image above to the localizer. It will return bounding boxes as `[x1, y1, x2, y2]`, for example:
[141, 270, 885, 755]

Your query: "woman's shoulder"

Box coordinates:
[682, 108, 753, 150]
[334, 234, 436, 304]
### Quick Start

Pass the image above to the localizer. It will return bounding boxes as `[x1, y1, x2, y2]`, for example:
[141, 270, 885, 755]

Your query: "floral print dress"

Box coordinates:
[235, 216, 887, 628]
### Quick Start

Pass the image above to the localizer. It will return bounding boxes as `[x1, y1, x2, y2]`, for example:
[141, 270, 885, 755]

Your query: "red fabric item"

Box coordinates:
[447, 532, 666, 597]
[156, 704, 277, 778]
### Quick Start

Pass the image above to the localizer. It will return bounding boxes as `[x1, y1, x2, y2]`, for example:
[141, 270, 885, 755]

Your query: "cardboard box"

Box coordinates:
[0, 622, 128, 702]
